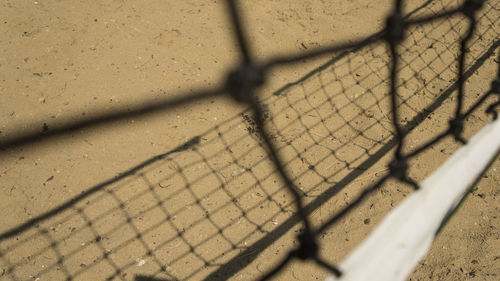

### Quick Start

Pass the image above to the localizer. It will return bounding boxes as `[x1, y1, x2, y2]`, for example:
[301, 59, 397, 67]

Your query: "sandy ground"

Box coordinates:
[0, 0, 499, 280]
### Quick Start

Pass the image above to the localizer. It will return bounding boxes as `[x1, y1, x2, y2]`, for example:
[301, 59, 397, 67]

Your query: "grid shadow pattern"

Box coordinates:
[0, 0, 499, 281]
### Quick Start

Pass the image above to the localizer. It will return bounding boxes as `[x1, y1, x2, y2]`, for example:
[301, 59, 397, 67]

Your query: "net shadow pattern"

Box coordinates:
[0, 0, 499, 280]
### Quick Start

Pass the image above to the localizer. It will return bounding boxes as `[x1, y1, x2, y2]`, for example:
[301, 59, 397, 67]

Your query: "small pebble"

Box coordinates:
[136, 258, 146, 267]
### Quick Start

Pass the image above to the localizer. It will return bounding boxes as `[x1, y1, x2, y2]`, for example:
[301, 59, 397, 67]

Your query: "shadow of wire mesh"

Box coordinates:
[0, 0, 499, 280]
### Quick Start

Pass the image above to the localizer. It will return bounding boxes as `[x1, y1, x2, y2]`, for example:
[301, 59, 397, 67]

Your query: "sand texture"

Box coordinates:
[0, 0, 499, 280]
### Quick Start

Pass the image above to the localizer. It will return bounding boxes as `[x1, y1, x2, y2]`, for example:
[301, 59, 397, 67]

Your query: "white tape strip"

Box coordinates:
[326, 117, 500, 281]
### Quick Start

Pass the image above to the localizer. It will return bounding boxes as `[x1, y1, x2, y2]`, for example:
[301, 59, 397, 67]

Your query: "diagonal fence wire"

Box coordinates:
[0, 0, 499, 280]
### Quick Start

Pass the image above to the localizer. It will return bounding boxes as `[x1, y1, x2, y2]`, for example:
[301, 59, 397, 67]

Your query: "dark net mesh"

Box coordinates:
[0, 0, 499, 280]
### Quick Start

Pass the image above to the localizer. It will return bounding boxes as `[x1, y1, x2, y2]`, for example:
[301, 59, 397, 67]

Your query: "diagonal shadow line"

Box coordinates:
[0, 0, 440, 242]
[1, 27, 497, 281]
[0, 0, 435, 153]
[200, 39, 500, 281]
[135, 276, 176, 281]
[0, 87, 223, 151]
[270, 0, 435, 96]
[0, 6, 496, 280]
[0, 135, 202, 240]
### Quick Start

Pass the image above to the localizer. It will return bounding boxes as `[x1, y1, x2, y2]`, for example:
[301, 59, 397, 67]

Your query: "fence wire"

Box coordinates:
[0, 0, 499, 280]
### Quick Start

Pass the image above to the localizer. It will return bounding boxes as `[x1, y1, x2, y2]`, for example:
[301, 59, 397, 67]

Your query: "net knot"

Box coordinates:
[462, 0, 484, 18]
[491, 77, 500, 93]
[389, 157, 408, 182]
[486, 103, 499, 120]
[386, 12, 404, 43]
[226, 65, 265, 103]
[449, 118, 467, 144]
[296, 232, 318, 260]
[389, 157, 420, 189]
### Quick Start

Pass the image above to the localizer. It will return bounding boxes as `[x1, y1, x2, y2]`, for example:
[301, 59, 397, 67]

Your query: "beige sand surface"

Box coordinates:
[0, 0, 499, 280]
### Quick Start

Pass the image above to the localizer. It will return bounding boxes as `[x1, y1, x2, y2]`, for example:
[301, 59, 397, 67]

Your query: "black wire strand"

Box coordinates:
[225, 0, 253, 64]
[452, 0, 484, 143]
